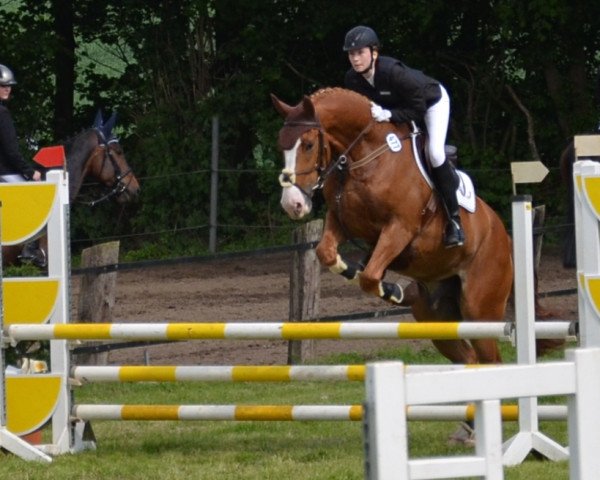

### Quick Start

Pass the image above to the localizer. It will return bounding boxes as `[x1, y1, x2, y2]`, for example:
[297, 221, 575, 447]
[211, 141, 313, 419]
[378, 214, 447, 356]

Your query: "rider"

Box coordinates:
[342, 26, 465, 248]
[0, 64, 46, 267]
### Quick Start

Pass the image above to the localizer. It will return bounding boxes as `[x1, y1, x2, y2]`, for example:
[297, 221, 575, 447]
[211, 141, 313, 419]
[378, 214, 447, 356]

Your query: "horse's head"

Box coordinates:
[91, 137, 141, 204]
[69, 111, 140, 204]
[271, 94, 327, 219]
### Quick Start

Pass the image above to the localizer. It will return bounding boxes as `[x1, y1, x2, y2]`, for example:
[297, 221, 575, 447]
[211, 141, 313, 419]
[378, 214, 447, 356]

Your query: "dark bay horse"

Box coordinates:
[272, 87, 513, 365]
[2, 112, 140, 267]
[63, 111, 140, 204]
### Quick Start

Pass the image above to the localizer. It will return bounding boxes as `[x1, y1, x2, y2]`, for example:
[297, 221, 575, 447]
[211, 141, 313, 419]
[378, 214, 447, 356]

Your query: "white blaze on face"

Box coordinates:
[280, 139, 312, 219]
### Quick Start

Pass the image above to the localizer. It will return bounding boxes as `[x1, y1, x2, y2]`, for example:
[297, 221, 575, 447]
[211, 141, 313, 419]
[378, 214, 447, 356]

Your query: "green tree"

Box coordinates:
[3, 0, 600, 252]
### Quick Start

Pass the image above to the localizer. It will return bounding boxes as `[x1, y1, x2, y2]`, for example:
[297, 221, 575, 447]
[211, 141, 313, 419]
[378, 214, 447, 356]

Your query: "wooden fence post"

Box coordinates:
[74, 241, 120, 366]
[288, 220, 322, 364]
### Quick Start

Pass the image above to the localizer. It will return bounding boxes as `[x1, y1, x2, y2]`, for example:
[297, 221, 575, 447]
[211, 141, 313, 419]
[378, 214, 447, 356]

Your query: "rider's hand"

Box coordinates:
[370, 102, 392, 122]
[32, 170, 42, 181]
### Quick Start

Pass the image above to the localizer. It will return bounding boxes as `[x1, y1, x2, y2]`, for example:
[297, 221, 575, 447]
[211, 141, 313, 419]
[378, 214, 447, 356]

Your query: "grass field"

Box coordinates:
[1, 346, 572, 479]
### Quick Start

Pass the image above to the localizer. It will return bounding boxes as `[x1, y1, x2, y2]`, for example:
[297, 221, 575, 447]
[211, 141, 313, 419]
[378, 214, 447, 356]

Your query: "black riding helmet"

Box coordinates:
[343, 26, 380, 51]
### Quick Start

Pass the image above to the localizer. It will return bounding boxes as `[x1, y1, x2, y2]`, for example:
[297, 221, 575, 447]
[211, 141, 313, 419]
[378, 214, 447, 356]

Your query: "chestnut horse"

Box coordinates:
[272, 87, 513, 365]
[2, 111, 140, 267]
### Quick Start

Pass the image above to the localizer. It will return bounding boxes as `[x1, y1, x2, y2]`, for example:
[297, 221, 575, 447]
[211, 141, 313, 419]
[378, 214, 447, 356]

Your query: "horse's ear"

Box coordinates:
[102, 111, 118, 138]
[302, 95, 316, 118]
[93, 109, 104, 129]
[271, 94, 294, 118]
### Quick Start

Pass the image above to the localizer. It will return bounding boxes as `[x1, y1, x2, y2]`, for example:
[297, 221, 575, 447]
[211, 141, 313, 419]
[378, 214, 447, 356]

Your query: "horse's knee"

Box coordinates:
[315, 244, 336, 266]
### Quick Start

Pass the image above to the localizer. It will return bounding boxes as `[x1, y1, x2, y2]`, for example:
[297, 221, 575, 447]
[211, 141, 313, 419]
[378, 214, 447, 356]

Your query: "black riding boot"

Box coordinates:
[431, 160, 465, 248]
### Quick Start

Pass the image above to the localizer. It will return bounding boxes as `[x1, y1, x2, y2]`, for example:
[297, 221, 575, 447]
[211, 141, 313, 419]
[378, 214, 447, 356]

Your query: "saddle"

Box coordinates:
[410, 123, 476, 213]
[412, 122, 458, 171]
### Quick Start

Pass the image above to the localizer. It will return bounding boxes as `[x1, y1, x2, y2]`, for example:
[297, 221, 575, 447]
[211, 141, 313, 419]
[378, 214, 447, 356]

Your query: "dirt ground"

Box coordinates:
[70, 247, 578, 366]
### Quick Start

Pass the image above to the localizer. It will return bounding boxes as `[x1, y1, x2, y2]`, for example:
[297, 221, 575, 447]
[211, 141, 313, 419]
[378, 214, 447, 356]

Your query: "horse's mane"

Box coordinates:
[61, 128, 100, 199]
[309, 87, 371, 109]
[308, 88, 373, 133]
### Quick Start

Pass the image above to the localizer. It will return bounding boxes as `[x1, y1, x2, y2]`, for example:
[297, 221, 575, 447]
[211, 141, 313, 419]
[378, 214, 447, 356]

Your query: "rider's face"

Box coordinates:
[0, 85, 11, 101]
[348, 47, 375, 72]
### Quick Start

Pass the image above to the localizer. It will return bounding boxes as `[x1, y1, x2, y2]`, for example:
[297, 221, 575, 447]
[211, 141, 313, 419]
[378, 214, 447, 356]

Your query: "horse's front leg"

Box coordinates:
[315, 211, 363, 285]
[359, 223, 411, 305]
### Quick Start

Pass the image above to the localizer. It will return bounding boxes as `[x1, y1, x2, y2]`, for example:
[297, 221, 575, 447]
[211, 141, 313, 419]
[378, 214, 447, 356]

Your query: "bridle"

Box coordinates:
[79, 130, 134, 206]
[278, 119, 376, 198]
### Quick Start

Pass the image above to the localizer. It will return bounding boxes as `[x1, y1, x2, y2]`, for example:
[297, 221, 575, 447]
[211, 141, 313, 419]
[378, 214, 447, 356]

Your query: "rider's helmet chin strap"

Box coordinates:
[358, 49, 377, 77]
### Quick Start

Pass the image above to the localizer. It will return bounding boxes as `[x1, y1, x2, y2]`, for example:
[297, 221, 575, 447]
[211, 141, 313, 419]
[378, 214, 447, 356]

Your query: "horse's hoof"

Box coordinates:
[380, 282, 404, 305]
[447, 422, 475, 447]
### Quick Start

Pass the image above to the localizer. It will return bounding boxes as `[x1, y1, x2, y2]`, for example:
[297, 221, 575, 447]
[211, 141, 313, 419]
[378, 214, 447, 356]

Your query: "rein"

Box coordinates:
[278, 119, 376, 196]
[315, 119, 376, 189]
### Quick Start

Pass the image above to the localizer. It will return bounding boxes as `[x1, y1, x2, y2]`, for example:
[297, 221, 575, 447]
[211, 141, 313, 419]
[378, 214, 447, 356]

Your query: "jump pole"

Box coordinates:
[503, 196, 569, 464]
[70, 364, 504, 383]
[45, 170, 72, 455]
[6, 320, 573, 342]
[70, 403, 567, 423]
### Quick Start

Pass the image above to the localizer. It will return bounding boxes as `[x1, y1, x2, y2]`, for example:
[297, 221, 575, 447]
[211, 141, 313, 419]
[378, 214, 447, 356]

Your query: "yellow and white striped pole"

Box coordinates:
[7, 320, 574, 342]
[71, 364, 491, 383]
[71, 403, 567, 422]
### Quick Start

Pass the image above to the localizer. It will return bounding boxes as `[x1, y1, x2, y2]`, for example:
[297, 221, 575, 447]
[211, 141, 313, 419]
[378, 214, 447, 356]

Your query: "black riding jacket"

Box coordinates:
[0, 103, 34, 179]
[344, 55, 442, 127]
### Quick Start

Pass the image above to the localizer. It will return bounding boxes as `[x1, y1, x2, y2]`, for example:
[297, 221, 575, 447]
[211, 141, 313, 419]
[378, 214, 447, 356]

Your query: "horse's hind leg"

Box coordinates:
[404, 280, 479, 364]
[460, 233, 512, 364]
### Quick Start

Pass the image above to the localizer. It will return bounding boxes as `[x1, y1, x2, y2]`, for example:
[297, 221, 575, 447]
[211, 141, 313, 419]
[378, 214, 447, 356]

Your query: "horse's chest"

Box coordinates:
[326, 187, 388, 234]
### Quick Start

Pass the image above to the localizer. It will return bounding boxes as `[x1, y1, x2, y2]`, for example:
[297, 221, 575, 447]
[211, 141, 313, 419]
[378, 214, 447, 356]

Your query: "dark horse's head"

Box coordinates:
[64, 111, 140, 204]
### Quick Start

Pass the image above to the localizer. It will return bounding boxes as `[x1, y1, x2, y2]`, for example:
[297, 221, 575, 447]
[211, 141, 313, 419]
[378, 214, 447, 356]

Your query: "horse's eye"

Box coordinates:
[304, 141, 314, 151]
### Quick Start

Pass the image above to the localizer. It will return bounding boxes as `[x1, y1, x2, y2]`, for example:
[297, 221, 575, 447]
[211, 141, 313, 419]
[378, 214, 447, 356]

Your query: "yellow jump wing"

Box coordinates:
[0, 183, 56, 245]
[3, 278, 60, 325]
[6, 375, 62, 435]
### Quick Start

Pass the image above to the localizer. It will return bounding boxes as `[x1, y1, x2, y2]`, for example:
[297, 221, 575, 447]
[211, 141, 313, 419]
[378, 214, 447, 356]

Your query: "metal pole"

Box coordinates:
[209, 116, 219, 253]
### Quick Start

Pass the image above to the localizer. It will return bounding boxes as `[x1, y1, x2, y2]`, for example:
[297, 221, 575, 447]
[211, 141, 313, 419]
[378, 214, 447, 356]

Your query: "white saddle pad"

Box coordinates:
[407, 132, 477, 213]
[456, 170, 476, 213]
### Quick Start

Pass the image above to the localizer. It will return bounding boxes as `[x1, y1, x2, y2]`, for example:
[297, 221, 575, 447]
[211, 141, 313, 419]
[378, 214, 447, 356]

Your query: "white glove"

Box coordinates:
[370, 102, 392, 122]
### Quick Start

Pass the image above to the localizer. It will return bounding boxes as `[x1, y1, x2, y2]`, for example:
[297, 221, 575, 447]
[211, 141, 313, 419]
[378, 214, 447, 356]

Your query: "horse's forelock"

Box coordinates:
[277, 99, 320, 150]
[279, 125, 316, 150]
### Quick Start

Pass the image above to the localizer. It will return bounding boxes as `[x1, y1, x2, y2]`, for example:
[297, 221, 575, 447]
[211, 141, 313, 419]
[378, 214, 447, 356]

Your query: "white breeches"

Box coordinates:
[0, 173, 27, 183]
[424, 85, 450, 168]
